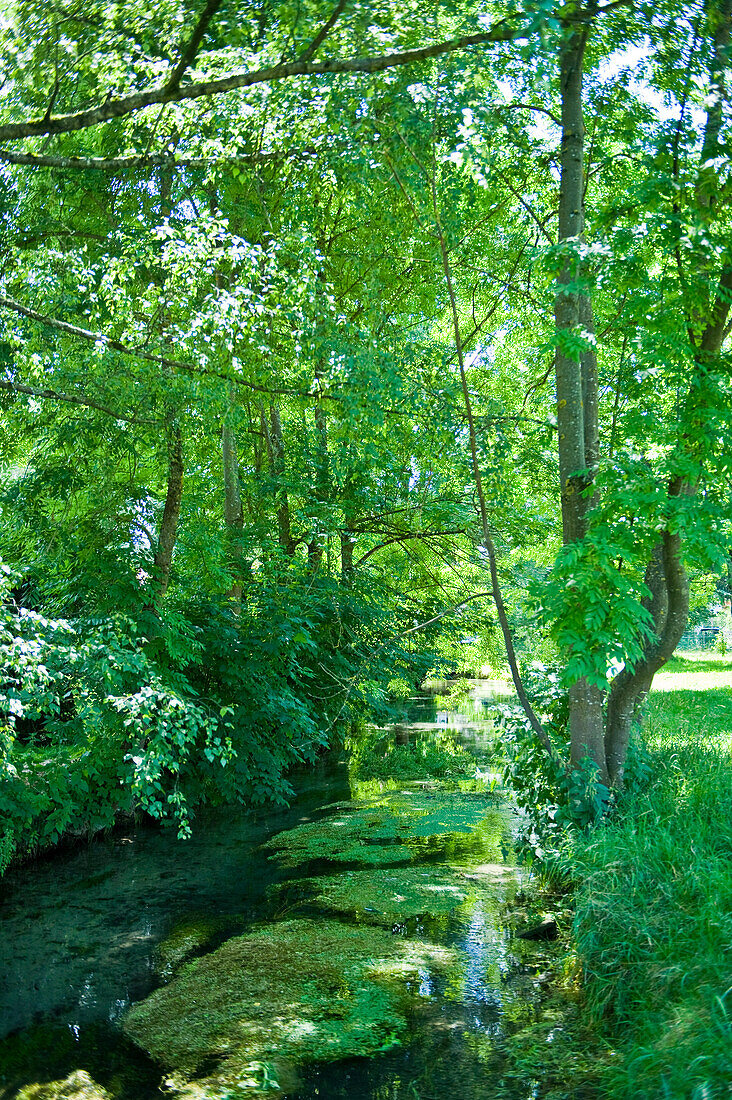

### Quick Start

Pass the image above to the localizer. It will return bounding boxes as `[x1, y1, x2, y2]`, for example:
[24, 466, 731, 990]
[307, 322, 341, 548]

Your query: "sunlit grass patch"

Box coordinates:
[653, 650, 732, 692]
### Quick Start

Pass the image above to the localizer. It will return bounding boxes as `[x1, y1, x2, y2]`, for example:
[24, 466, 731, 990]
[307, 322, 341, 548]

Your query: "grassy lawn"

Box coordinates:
[570, 652, 732, 1100]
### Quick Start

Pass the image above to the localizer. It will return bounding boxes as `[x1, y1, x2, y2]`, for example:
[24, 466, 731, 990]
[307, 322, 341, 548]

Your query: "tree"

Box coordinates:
[1, 0, 731, 857]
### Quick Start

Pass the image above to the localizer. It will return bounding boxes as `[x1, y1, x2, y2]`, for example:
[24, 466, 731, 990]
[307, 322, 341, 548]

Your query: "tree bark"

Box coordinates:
[554, 11, 608, 782]
[307, 399, 329, 574]
[153, 425, 183, 599]
[222, 413, 246, 605]
[151, 162, 184, 603]
[603, 0, 732, 780]
[340, 529, 355, 583]
[261, 402, 296, 558]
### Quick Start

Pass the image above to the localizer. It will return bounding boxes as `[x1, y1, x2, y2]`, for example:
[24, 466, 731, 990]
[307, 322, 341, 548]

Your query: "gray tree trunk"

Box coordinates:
[554, 13, 608, 782]
[222, 412, 245, 605]
[153, 425, 183, 599]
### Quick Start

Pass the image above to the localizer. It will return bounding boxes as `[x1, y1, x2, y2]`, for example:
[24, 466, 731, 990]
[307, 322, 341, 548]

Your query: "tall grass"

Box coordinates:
[571, 658, 732, 1099]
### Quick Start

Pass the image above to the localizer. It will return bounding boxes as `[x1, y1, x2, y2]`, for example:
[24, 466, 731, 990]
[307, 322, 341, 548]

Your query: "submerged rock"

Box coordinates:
[15, 1070, 111, 1100]
[124, 918, 457, 1098]
[516, 915, 558, 942]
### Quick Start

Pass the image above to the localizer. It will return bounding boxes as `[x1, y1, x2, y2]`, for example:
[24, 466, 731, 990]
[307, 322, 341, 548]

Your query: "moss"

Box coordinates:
[153, 914, 237, 978]
[124, 918, 457, 1098]
[279, 866, 475, 925]
[15, 1071, 111, 1100]
[263, 789, 507, 870]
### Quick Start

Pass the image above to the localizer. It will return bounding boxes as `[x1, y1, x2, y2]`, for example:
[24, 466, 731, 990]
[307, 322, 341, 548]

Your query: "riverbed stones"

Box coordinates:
[123, 918, 457, 1099]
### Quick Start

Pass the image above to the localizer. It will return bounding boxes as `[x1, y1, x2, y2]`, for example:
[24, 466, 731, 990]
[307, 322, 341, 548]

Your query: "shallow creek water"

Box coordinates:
[0, 682, 555, 1100]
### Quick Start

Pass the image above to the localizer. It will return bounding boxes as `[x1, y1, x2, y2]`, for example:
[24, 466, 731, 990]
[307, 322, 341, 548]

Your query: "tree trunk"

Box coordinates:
[340, 529, 355, 583]
[153, 424, 183, 599]
[604, 0, 732, 783]
[222, 411, 245, 606]
[307, 399, 329, 574]
[554, 12, 608, 782]
[151, 162, 183, 603]
[261, 402, 296, 558]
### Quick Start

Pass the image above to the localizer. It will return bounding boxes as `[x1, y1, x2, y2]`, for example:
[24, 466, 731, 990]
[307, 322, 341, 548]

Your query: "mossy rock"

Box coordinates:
[263, 790, 507, 870]
[15, 1071, 111, 1100]
[124, 918, 456, 1098]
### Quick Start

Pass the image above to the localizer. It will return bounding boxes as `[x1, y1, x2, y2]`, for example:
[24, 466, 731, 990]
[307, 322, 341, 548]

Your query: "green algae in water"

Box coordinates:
[123, 918, 457, 1099]
[287, 866, 475, 925]
[14, 1071, 111, 1100]
[263, 790, 506, 870]
[153, 914, 242, 978]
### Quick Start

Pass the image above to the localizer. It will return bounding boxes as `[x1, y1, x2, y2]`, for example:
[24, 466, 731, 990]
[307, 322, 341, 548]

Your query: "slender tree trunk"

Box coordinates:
[152, 162, 184, 603]
[340, 529, 355, 583]
[430, 166, 551, 756]
[261, 401, 296, 558]
[153, 425, 183, 598]
[222, 410, 245, 606]
[554, 11, 607, 781]
[307, 399, 329, 573]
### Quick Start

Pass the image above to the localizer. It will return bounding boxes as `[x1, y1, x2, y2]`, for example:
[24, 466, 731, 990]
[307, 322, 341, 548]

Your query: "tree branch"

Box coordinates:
[165, 0, 227, 93]
[0, 294, 338, 401]
[397, 591, 495, 637]
[0, 378, 158, 424]
[0, 20, 523, 142]
[297, 0, 349, 62]
[497, 101, 562, 126]
[0, 149, 288, 171]
[354, 528, 464, 567]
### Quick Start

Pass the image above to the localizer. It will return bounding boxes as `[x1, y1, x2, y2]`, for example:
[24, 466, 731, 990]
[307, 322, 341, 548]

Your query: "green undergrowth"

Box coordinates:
[123, 918, 458, 1099]
[570, 675, 732, 1099]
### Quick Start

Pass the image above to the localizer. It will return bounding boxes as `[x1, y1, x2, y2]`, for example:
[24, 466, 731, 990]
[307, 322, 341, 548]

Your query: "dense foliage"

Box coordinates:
[1, 0, 731, 863]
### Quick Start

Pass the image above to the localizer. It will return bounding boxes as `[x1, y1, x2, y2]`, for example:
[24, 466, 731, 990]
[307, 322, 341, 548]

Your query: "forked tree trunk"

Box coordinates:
[556, 0, 732, 786]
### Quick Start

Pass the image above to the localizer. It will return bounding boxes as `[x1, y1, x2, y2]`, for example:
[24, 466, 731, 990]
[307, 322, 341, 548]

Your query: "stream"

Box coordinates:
[0, 681, 558, 1100]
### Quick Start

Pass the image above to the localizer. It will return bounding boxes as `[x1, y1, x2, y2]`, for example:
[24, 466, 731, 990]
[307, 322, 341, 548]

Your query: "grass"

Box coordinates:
[569, 652, 732, 1099]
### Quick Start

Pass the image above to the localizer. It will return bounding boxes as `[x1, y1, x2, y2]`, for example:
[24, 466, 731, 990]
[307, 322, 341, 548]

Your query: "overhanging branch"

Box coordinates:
[0, 19, 523, 142]
[0, 294, 338, 401]
[0, 378, 158, 424]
